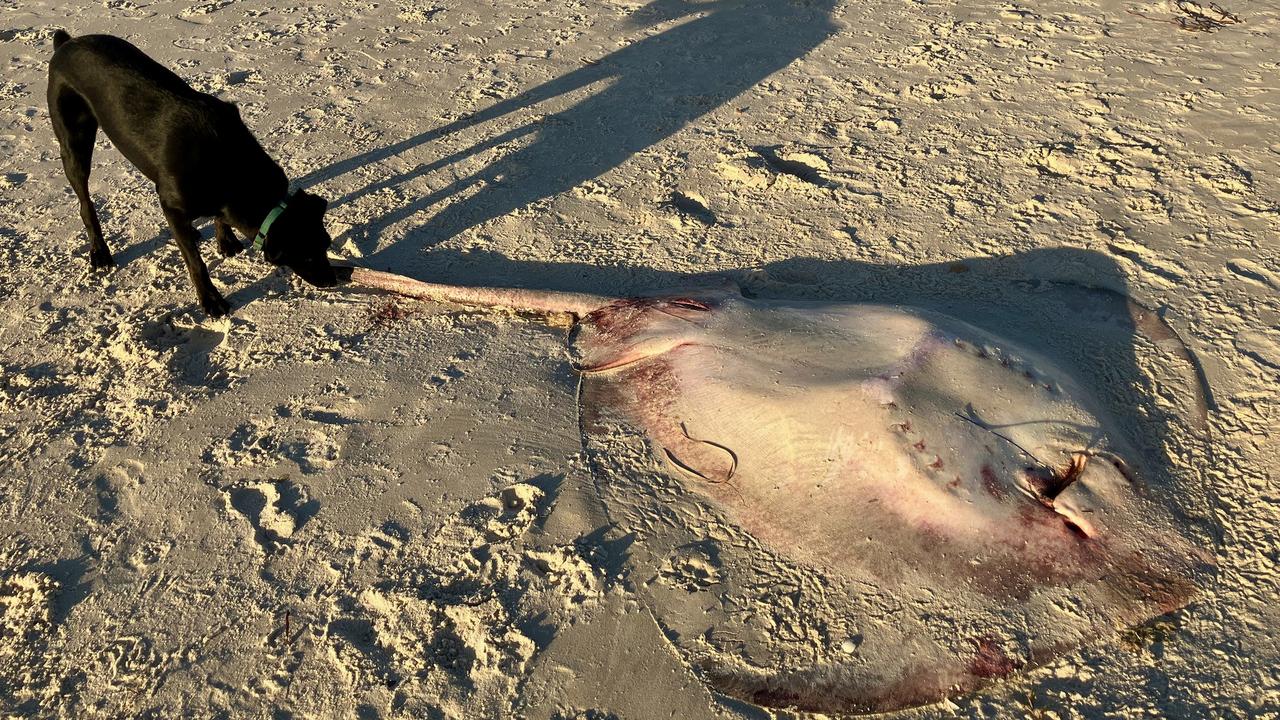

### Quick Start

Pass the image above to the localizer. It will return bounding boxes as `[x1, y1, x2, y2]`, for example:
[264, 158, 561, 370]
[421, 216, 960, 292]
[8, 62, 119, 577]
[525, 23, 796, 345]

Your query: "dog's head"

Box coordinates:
[261, 191, 338, 287]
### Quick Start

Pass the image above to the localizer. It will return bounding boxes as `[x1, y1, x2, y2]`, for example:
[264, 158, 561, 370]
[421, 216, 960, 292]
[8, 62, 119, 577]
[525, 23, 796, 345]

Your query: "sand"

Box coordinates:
[1, 0, 1277, 717]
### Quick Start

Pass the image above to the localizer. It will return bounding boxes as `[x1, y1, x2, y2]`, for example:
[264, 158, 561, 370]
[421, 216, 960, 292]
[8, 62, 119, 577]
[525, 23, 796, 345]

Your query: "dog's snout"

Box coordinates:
[298, 259, 339, 288]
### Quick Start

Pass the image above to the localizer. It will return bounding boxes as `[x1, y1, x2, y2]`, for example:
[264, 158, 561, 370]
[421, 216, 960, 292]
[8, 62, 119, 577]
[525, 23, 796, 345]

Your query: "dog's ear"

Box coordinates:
[293, 190, 329, 216]
[289, 191, 333, 251]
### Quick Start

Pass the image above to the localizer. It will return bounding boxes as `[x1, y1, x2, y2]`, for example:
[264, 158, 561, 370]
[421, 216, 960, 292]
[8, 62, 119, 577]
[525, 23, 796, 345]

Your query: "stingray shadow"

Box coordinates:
[293, 0, 840, 267]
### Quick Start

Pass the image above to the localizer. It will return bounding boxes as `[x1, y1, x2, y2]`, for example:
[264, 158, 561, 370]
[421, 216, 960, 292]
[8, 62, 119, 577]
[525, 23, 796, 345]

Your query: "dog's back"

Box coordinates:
[48, 33, 260, 186]
[51, 33, 200, 100]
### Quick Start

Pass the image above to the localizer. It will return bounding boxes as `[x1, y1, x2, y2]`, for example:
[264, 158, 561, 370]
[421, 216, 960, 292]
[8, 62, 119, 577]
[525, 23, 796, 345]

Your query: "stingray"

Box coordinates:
[341, 266, 1216, 714]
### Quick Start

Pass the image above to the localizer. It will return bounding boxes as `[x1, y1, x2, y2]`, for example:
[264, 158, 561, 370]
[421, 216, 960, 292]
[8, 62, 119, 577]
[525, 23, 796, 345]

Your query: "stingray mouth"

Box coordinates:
[663, 297, 712, 313]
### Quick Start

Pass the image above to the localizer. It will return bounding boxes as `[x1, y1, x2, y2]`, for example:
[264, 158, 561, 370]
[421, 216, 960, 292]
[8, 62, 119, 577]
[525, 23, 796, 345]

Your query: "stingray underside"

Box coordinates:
[574, 288, 1217, 714]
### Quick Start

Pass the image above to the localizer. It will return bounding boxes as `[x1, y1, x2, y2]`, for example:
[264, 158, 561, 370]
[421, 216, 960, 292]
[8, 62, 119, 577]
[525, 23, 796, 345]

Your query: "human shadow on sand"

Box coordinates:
[293, 0, 840, 264]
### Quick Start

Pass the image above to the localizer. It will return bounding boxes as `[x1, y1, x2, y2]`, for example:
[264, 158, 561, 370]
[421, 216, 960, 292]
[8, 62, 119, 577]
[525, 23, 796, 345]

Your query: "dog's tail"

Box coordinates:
[52, 29, 71, 50]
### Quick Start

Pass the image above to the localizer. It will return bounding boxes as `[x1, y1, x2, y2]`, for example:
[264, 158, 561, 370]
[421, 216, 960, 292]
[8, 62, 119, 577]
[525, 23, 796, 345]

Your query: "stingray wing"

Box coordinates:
[576, 292, 1215, 714]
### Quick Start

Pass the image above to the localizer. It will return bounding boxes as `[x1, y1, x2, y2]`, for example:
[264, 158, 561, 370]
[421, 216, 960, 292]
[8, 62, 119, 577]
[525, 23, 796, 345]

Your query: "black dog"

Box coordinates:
[47, 30, 337, 317]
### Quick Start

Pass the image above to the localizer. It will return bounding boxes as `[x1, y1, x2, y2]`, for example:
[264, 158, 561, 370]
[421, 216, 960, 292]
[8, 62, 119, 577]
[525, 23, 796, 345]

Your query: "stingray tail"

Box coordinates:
[338, 266, 614, 319]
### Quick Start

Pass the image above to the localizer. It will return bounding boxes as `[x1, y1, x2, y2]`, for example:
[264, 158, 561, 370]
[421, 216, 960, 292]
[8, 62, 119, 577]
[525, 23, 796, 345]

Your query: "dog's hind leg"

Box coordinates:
[214, 217, 243, 257]
[49, 86, 113, 268]
[160, 202, 230, 317]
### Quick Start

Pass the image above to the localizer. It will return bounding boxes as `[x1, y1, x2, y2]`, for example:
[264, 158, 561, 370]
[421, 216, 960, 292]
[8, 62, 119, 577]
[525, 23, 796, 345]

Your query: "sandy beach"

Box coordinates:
[1, 0, 1277, 717]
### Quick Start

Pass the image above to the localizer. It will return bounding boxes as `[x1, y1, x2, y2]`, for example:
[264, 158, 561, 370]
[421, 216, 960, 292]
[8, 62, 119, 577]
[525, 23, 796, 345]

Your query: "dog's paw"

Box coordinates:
[201, 293, 232, 318]
[89, 253, 116, 270]
[218, 237, 244, 258]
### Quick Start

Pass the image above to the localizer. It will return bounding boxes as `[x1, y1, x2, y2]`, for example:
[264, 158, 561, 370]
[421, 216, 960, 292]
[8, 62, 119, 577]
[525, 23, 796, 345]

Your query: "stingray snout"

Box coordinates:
[570, 297, 713, 372]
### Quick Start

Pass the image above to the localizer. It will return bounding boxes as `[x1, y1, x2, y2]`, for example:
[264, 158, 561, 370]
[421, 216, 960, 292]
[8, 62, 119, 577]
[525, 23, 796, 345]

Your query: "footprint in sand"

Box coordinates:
[90, 634, 164, 695]
[177, 0, 234, 19]
[427, 350, 476, 388]
[658, 544, 723, 592]
[660, 191, 718, 228]
[325, 482, 606, 718]
[206, 420, 340, 474]
[0, 546, 61, 707]
[224, 479, 320, 553]
[754, 145, 833, 188]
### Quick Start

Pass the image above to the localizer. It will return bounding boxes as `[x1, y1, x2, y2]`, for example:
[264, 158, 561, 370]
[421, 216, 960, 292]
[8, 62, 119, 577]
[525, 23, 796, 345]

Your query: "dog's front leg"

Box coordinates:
[214, 217, 243, 257]
[160, 204, 231, 317]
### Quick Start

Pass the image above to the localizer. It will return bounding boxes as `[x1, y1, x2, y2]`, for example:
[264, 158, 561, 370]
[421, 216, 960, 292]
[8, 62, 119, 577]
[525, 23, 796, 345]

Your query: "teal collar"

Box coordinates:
[252, 200, 289, 251]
